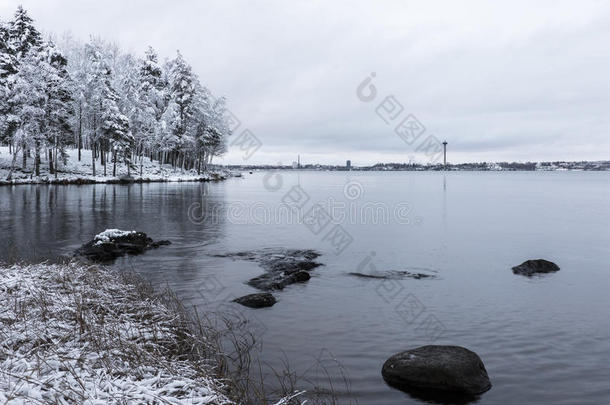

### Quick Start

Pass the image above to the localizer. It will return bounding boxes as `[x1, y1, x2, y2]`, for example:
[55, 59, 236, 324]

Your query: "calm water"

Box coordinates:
[1, 171, 609, 404]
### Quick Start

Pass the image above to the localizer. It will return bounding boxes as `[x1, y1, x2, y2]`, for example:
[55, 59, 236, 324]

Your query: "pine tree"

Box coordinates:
[138, 46, 168, 165]
[9, 6, 42, 60]
[98, 62, 133, 177]
[202, 95, 230, 167]
[117, 53, 148, 175]
[2, 9, 231, 180]
[7, 47, 46, 178]
[167, 51, 196, 166]
[84, 39, 110, 175]
[140, 46, 163, 94]
[39, 40, 74, 176]
[59, 34, 89, 162]
[4, 6, 43, 172]
[0, 22, 17, 146]
[0, 21, 17, 78]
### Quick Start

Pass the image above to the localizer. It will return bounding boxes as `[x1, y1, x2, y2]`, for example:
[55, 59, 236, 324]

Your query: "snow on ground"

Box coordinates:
[0, 147, 233, 185]
[0, 262, 234, 404]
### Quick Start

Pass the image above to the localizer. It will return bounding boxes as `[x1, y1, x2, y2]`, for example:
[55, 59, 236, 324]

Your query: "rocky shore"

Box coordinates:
[5, 226, 564, 403]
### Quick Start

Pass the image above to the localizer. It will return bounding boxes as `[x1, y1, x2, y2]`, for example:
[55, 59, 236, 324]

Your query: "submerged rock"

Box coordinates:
[349, 270, 436, 280]
[248, 269, 311, 290]
[233, 292, 277, 308]
[382, 345, 492, 396]
[512, 259, 560, 276]
[75, 229, 171, 262]
[215, 249, 322, 291]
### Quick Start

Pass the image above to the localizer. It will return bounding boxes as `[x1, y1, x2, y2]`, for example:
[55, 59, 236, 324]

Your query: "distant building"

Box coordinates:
[346, 160, 351, 170]
[292, 161, 298, 169]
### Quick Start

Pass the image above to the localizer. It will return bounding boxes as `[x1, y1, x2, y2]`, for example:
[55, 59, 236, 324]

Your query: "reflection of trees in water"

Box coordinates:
[1, 185, 58, 261]
[0, 183, 228, 264]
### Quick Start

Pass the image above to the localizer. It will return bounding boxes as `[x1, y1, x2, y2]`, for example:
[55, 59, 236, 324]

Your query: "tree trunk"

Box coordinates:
[49, 149, 54, 174]
[54, 144, 58, 179]
[78, 103, 82, 161]
[35, 141, 41, 177]
[92, 113, 97, 176]
[102, 142, 106, 176]
[22, 141, 27, 170]
[92, 143, 96, 176]
[112, 150, 116, 177]
[6, 143, 21, 180]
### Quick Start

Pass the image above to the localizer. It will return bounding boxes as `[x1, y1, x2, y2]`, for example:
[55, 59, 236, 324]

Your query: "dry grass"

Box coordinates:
[0, 261, 233, 404]
[192, 303, 357, 405]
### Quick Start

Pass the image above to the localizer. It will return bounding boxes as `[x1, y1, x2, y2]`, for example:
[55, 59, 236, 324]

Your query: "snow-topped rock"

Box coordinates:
[76, 229, 170, 262]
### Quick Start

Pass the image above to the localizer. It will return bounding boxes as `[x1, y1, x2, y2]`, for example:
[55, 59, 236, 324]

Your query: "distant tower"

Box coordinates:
[346, 160, 351, 170]
[297, 155, 301, 169]
[442, 141, 448, 166]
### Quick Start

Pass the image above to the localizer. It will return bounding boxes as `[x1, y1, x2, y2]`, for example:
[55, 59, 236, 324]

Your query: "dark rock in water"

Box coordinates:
[512, 259, 560, 276]
[150, 240, 172, 248]
[348, 272, 386, 279]
[248, 269, 311, 290]
[118, 175, 135, 184]
[233, 293, 277, 308]
[75, 229, 171, 262]
[349, 270, 436, 280]
[215, 249, 322, 291]
[288, 270, 311, 283]
[382, 345, 492, 396]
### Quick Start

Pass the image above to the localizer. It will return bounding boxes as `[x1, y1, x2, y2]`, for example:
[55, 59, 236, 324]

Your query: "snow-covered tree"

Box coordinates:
[2, 6, 232, 179]
[9, 6, 41, 60]
[3, 6, 44, 175]
[0, 21, 17, 79]
[84, 38, 120, 176]
[202, 95, 230, 166]
[167, 51, 196, 163]
[0, 21, 17, 145]
[102, 87, 133, 176]
[38, 40, 74, 176]
[7, 48, 46, 176]
[90, 45, 133, 176]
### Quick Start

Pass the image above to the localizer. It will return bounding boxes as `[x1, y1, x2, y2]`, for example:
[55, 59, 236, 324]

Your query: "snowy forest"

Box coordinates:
[0, 6, 232, 180]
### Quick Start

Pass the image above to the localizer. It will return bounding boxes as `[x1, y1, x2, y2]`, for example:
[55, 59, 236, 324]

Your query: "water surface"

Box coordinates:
[1, 171, 609, 404]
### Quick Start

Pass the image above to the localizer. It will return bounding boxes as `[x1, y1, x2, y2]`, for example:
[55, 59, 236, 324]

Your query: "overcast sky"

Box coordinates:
[2, 0, 609, 165]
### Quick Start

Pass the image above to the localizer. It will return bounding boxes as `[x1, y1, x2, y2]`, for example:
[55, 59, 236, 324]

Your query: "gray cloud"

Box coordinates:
[2, 0, 609, 164]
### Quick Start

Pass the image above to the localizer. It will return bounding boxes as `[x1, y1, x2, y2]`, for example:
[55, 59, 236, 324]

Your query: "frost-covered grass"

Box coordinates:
[0, 262, 234, 404]
[0, 146, 233, 185]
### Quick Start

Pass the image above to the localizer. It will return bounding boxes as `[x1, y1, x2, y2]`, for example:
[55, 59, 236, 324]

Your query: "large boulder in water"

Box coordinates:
[233, 292, 277, 308]
[382, 345, 492, 396]
[75, 229, 171, 262]
[512, 259, 559, 276]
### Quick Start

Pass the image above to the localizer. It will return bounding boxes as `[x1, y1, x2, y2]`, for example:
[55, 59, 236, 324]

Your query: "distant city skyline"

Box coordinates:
[3, 0, 609, 165]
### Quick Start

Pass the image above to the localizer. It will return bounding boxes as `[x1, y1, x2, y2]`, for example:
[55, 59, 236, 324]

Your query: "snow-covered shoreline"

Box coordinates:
[0, 146, 234, 186]
[0, 262, 234, 404]
[0, 173, 227, 186]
